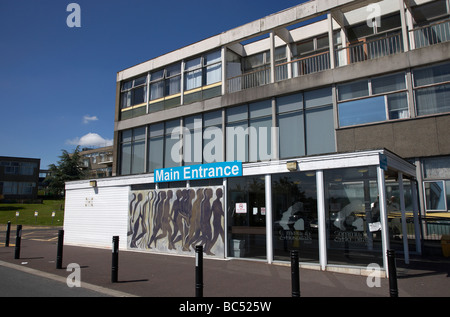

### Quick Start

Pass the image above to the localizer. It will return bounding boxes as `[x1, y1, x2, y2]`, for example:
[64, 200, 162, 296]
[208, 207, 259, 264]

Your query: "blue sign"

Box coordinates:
[155, 161, 242, 183]
[379, 154, 387, 171]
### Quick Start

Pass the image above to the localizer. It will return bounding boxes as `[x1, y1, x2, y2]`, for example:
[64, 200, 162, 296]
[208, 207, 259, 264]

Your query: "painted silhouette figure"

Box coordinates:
[156, 190, 175, 249]
[130, 193, 148, 248]
[209, 188, 225, 254]
[148, 191, 166, 248]
[171, 190, 184, 245]
[184, 188, 203, 251]
[199, 188, 214, 254]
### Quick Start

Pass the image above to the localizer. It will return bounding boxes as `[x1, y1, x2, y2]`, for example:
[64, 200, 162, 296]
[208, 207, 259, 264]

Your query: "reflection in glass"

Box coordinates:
[227, 176, 266, 260]
[272, 172, 318, 263]
[324, 166, 382, 266]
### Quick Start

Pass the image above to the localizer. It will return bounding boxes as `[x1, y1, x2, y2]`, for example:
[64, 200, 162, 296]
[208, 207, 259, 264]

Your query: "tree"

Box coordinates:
[45, 146, 87, 196]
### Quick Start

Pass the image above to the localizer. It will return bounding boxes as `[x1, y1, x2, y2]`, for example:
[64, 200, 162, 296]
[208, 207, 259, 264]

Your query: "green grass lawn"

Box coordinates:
[0, 200, 64, 226]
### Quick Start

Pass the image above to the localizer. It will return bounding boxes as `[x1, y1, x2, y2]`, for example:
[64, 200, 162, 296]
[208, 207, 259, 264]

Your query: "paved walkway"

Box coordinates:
[0, 227, 448, 299]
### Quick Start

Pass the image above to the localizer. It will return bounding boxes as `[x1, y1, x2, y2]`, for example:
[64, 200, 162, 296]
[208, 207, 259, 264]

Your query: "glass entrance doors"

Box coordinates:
[227, 176, 266, 259]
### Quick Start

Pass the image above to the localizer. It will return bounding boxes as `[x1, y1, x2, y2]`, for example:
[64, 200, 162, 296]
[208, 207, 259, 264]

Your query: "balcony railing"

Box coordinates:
[335, 32, 403, 67]
[225, 20, 450, 94]
[227, 67, 271, 93]
[410, 19, 450, 49]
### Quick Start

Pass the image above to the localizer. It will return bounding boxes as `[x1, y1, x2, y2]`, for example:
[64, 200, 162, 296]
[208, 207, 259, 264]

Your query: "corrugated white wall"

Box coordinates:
[64, 185, 129, 249]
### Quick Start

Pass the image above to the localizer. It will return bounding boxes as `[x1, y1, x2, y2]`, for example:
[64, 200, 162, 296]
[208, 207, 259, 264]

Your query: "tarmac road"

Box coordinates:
[0, 225, 448, 301]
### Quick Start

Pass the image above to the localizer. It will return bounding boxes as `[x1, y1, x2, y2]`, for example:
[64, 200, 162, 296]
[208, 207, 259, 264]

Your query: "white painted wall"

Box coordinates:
[64, 185, 129, 249]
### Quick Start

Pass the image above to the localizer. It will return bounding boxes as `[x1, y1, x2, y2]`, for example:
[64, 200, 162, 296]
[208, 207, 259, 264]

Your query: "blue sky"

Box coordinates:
[0, 0, 302, 169]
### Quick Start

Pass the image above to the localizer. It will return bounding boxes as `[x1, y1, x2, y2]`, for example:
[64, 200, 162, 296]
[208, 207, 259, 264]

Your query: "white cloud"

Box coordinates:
[67, 133, 113, 148]
[83, 115, 98, 124]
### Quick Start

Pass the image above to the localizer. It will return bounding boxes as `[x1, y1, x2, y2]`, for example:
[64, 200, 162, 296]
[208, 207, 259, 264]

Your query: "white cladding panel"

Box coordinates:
[64, 186, 129, 249]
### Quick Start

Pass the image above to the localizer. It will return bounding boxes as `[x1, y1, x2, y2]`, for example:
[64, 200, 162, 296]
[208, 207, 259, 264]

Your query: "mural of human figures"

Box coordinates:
[127, 186, 225, 258]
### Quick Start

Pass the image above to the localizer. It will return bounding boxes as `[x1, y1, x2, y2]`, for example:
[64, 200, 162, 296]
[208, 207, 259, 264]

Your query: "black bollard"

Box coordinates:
[56, 230, 64, 269]
[14, 225, 22, 259]
[5, 221, 11, 247]
[111, 236, 119, 283]
[291, 250, 300, 297]
[387, 249, 398, 297]
[195, 245, 203, 297]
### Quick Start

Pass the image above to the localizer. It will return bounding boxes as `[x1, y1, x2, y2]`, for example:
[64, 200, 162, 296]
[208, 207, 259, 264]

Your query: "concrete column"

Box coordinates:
[327, 13, 335, 69]
[270, 31, 275, 83]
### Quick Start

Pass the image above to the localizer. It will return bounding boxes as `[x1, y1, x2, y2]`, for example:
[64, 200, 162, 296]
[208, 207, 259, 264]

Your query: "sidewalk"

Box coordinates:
[0, 229, 448, 298]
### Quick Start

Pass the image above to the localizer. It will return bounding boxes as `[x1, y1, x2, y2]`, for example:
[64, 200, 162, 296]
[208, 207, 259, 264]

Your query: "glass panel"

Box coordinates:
[133, 86, 146, 105]
[272, 172, 318, 262]
[165, 76, 181, 96]
[166, 63, 181, 77]
[227, 176, 266, 260]
[317, 35, 329, 50]
[276, 93, 302, 114]
[387, 92, 409, 119]
[413, 62, 450, 87]
[120, 143, 132, 175]
[338, 96, 387, 127]
[148, 136, 164, 172]
[415, 83, 450, 116]
[249, 100, 272, 118]
[134, 75, 147, 87]
[185, 68, 202, 90]
[149, 123, 164, 137]
[150, 70, 164, 82]
[424, 181, 446, 211]
[226, 104, 248, 123]
[249, 116, 272, 162]
[324, 166, 382, 267]
[296, 40, 314, 56]
[121, 80, 132, 91]
[226, 121, 248, 162]
[184, 116, 203, 165]
[121, 91, 132, 109]
[150, 81, 164, 100]
[121, 129, 132, 143]
[165, 120, 181, 168]
[372, 72, 406, 94]
[203, 110, 222, 127]
[185, 57, 202, 70]
[278, 111, 305, 158]
[337, 80, 369, 101]
[422, 156, 450, 179]
[132, 139, 145, 174]
[205, 50, 221, 65]
[305, 106, 335, 155]
[206, 63, 222, 85]
[304, 87, 332, 108]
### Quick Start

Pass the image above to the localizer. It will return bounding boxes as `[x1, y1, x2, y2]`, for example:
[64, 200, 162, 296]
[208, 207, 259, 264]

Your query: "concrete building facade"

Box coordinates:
[65, 0, 450, 275]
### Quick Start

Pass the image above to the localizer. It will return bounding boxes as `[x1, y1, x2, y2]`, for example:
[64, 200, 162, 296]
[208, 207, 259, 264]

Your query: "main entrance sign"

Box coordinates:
[155, 161, 242, 183]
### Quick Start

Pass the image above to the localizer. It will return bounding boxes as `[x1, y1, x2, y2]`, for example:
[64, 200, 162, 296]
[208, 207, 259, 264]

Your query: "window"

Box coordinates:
[413, 62, 450, 116]
[184, 50, 222, 104]
[149, 63, 182, 112]
[147, 123, 164, 172]
[120, 127, 146, 175]
[337, 72, 408, 127]
[277, 87, 335, 158]
[203, 110, 223, 163]
[422, 155, 450, 212]
[272, 172, 318, 262]
[164, 120, 181, 168]
[226, 105, 249, 162]
[120, 76, 147, 120]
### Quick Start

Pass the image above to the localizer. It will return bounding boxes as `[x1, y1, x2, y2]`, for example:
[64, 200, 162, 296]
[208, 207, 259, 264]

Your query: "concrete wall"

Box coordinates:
[336, 114, 450, 158]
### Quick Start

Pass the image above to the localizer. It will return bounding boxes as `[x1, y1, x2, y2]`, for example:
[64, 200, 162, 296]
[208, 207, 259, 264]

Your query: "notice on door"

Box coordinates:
[236, 203, 247, 214]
